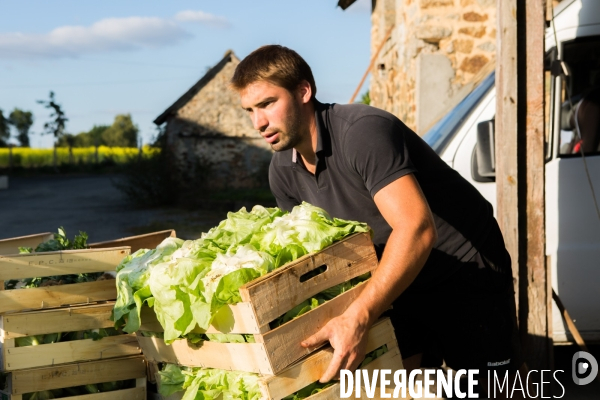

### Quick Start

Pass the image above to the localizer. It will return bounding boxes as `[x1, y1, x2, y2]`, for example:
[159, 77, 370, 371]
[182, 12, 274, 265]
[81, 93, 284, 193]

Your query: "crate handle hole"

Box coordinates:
[299, 265, 328, 282]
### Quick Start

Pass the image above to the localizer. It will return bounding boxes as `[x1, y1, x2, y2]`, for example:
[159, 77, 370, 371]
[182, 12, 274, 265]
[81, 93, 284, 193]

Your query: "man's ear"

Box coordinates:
[297, 80, 312, 104]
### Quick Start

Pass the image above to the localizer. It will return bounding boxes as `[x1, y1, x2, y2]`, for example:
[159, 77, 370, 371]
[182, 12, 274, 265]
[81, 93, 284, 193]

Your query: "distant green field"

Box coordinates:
[0, 146, 159, 168]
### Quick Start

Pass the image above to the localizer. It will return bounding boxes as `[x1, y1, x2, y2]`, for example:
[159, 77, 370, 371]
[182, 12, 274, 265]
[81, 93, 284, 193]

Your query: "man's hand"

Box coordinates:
[301, 309, 371, 383]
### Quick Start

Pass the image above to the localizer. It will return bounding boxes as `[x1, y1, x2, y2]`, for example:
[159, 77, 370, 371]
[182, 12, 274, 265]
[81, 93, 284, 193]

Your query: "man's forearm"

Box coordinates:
[346, 222, 436, 327]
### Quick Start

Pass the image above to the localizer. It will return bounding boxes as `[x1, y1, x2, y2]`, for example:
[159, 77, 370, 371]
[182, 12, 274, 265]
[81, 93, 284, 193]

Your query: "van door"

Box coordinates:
[547, 36, 600, 342]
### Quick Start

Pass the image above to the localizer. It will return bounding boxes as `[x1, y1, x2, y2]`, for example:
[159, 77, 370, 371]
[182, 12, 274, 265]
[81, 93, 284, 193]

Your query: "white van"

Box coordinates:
[422, 0, 600, 343]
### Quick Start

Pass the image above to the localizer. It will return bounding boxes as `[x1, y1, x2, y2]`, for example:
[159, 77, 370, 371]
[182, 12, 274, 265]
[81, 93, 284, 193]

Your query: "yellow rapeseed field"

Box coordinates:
[0, 146, 160, 168]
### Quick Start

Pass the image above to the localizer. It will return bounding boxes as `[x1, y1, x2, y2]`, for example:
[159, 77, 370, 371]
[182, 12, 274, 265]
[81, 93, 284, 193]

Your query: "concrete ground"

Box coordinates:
[0, 174, 229, 243]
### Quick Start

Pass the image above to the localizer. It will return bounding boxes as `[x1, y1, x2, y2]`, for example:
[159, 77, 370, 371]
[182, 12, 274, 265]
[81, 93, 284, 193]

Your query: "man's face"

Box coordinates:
[239, 80, 307, 152]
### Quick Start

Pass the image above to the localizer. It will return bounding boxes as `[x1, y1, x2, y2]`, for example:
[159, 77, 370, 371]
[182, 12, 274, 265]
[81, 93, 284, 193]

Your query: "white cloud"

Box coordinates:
[174, 10, 231, 28]
[0, 16, 192, 59]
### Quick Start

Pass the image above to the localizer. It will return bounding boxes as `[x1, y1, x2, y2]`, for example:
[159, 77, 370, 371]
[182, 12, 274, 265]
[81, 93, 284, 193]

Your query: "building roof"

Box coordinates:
[153, 50, 237, 125]
[337, 0, 358, 10]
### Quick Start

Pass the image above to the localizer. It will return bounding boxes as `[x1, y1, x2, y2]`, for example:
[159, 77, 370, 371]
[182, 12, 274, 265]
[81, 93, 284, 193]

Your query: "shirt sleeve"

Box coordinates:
[343, 115, 417, 197]
[268, 158, 300, 212]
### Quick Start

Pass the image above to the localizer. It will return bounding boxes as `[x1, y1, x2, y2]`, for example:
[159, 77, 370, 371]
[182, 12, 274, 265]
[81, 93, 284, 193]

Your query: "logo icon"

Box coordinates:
[572, 351, 598, 385]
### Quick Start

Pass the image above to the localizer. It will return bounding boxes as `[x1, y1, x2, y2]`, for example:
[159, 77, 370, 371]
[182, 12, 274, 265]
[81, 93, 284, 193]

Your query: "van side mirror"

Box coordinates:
[476, 120, 495, 177]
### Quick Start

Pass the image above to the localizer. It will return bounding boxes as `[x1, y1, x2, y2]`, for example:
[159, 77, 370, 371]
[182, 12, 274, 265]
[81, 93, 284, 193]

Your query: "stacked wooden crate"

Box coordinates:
[136, 232, 405, 399]
[0, 230, 175, 399]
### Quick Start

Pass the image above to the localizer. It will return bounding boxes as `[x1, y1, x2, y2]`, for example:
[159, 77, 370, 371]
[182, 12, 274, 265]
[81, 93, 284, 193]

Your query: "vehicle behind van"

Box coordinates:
[423, 0, 600, 343]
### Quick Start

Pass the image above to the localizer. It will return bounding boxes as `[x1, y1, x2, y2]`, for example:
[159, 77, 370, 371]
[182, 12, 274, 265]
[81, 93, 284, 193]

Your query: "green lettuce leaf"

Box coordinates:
[201, 245, 274, 316]
[158, 365, 261, 400]
[148, 257, 213, 343]
[113, 237, 185, 332]
[251, 202, 370, 266]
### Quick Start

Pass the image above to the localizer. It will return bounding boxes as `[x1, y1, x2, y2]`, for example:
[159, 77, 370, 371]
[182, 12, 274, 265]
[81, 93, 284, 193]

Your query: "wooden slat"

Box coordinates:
[0, 387, 146, 400]
[89, 230, 176, 253]
[139, 302, 261, 335]
[498, 0, 549, 370]
[521, 0, 550, 371]
[9, 355, 146, 394]
[304, 349, 405, 400]
[261, 283, 368, 373]
[0, 233, 54, 256]
[1, 383, 146, 400]
[60, 386, 146, 400]
[2, 303, 115, 339]
[259, 319, 395, 399]
[137, 316, 394, 378]
[146, 361, 159, 384]
[0, 247, 129, 281]
[3, 334, 141, 371]
[240, 233, 377, 327]
[496, 0, 519, 311]
[0, 280, 117, 314]
[136, 336, 274, 374]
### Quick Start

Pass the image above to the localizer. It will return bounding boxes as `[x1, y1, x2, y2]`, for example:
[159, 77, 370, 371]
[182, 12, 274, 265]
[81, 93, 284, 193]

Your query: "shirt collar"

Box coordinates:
[292, 99, 330, 164]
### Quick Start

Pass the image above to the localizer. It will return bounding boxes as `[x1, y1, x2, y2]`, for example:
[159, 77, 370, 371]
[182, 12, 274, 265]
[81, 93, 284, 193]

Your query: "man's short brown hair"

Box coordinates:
[231, 45, 317, 99]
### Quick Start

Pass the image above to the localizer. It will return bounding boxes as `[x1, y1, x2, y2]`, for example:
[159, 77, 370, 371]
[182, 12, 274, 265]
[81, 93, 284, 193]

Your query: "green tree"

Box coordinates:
[86, 125, 110, 146]
[56, 133, 76, 147]
[360, 91, 371, 105]
[56, 115, 138, 148]
[37, 91, 68, 144]
[8, 108, 34, 147]
[56, 125, 109, 147]
[101, 114, 138, 147]
[0, 109, 9, 147]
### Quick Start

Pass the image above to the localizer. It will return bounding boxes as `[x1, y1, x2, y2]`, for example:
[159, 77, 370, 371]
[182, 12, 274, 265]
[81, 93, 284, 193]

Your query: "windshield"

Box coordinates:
[423, 72, 495, 155]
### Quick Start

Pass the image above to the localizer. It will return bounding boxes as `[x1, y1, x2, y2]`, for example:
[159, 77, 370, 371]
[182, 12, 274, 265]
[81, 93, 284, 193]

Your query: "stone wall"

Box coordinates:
[369, 0, 496, 134]
[165, 55, 273, 189]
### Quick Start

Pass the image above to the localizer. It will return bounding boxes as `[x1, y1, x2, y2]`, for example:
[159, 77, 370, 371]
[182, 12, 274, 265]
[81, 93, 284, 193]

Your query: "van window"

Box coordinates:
[423, 72, 495, 155]
[557, 37, 600, 157]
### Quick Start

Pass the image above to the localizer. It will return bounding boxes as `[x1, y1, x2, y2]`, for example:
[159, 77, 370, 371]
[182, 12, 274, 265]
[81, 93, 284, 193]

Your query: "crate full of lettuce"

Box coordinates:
[113, 203, 378, 375]
[0, 228, 130, 313]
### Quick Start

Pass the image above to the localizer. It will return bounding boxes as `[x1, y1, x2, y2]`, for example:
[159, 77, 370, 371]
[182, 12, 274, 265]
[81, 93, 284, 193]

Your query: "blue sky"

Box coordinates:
[0, 0, 371, 148]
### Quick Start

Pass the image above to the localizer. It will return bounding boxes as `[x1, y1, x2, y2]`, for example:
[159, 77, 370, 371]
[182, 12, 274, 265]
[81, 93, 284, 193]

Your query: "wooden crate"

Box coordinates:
[137, 232, 378, 375]
[0, 302, 141, 371]
[152, 319, 402, 400]
[0, 233, 54, 256]
[0, 355, 147, 400]
[0, 247, 130, 314]
[89, 230, 176, 253]
[0, 229, 175, 256]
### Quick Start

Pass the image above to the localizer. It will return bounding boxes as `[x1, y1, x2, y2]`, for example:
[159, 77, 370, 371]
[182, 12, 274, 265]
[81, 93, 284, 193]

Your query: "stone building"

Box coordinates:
[340, 0, 565, 135]
[154, 50, 272, 189]
[341, 0, 497, 134]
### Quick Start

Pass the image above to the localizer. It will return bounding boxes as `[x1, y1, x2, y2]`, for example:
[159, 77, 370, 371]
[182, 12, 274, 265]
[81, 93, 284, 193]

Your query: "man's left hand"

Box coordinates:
[301, 310, 371, 383]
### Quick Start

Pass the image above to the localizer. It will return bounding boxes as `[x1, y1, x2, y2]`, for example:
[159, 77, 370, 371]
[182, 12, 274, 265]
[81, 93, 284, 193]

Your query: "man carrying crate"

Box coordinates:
[231, 45, 523, 397]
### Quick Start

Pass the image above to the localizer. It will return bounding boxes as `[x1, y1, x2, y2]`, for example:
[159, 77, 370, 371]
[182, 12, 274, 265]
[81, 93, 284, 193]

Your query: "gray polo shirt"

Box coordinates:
[269, 101, 511, 289]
